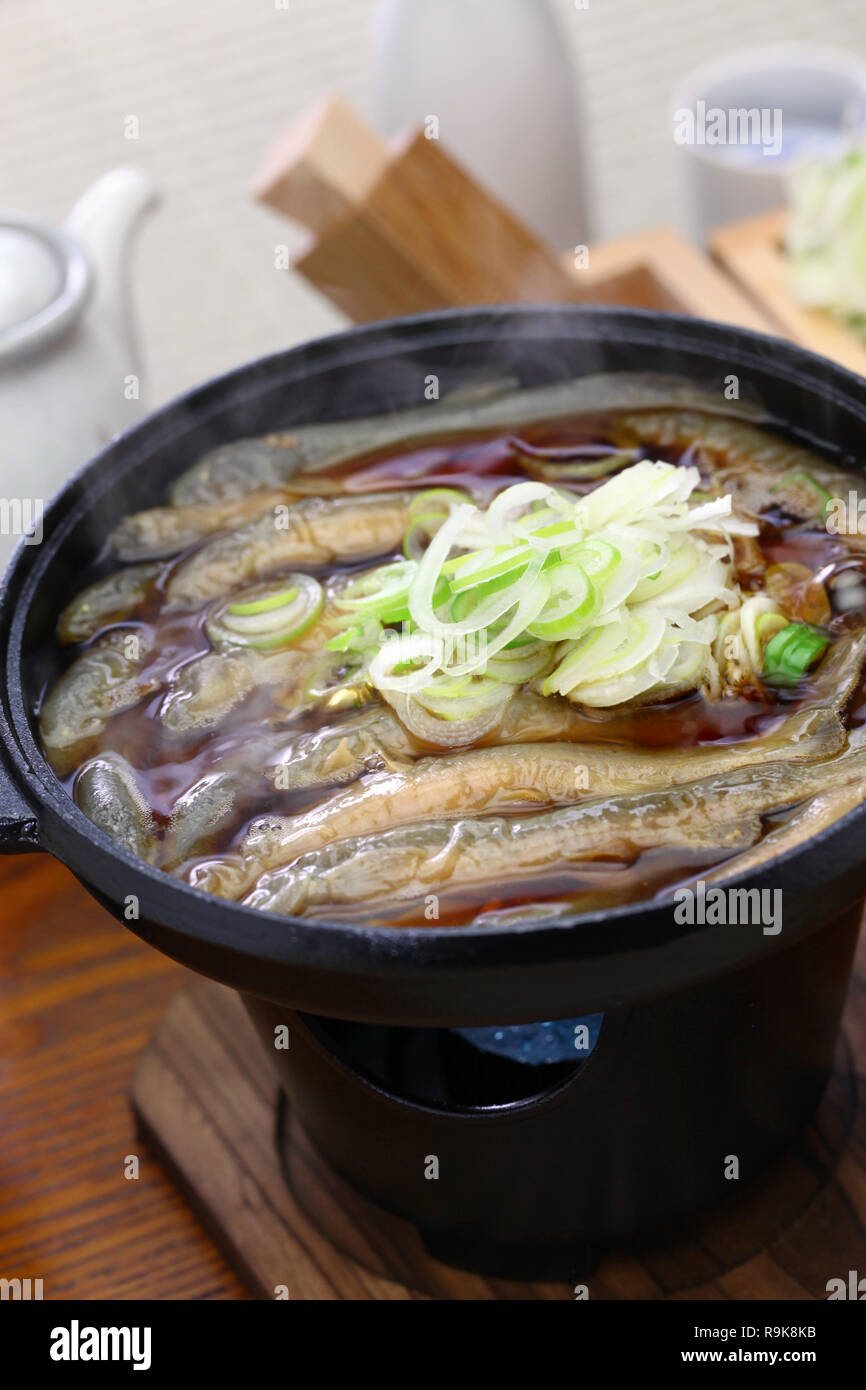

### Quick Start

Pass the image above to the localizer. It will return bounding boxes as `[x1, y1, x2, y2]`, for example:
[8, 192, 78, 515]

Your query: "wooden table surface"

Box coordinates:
[0, 854, 246, 1299]
[4, 847, 865, 1301]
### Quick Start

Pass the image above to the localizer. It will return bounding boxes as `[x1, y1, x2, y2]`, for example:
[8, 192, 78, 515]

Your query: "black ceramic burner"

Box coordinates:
[249, 898, 859, 1274]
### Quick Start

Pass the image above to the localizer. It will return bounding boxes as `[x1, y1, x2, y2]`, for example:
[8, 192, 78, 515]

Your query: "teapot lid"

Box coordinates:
[0, 216, 92, 365]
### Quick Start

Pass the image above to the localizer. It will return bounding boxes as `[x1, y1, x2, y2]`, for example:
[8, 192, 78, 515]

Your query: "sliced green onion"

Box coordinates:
[483, 640, 553, 684]
[561, 537, 621, 583]
[336, 559, 418, 623]
[413, 674, 511, 721]
[408, 487, 473, 520]
[762, 622, 831, 687]
[383, 688, 512, 747]
[449, 544, 531, 592]
[526, 562, 598, 640]
[324, 618, 384, 654]
[368, 631, 446, 693]
[543, 607, 667, 697]
[403, 488, 473, 559]
[754, 610, 788, 647]
[629, 538, 697, 603]
[487, 482, 572, 543]
[206, 575, 323, 649]
[409, 502, 529, 641]
[365, 461, 751, 710]
[228, 587, 299, 616]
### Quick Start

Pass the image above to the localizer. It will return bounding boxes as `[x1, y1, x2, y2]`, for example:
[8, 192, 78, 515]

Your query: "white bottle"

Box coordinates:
[372, 0, 589, 251]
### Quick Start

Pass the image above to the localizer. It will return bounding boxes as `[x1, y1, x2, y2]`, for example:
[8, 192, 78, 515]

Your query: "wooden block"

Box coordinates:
[252, 96, 390, 233]
[291, 215, 454, 321]
[130, 967, 865, 1301]
[712, 209, 866, 375]
[254, 98, 775, 330]
[293, 167, 775, 327]
[580, 226, 776, 333]
[293, 130, 589, 321]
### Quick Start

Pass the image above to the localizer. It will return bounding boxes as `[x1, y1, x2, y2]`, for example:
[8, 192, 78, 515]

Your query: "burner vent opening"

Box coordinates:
[299, 1014, 603, 1110]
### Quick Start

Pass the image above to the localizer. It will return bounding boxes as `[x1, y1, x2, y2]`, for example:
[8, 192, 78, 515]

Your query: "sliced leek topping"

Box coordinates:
[332, 460, 757, 708]
[206, 575, 323, 649]
[403, 488, 473, 560]
[336, 559, 418, 623]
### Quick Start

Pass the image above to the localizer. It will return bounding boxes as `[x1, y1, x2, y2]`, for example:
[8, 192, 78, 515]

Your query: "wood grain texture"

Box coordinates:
[291, 130, 590, 321]
[131, 939, 866, 1301]
[0, 855, 245, 1300]
[253, 96, 391, 233]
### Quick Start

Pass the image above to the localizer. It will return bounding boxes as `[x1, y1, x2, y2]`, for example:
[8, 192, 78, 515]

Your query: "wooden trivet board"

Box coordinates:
[131, 952, 866, 1301]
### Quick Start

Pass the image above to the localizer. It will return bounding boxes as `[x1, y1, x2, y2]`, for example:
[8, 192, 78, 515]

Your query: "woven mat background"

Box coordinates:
[3, 0, 865, 408]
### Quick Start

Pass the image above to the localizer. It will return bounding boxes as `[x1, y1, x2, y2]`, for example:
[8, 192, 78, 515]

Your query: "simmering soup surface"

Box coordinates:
[39, 373, 866, 927]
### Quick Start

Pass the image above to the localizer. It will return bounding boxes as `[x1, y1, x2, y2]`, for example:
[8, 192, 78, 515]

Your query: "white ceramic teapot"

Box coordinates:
[0, 167, 156, 571]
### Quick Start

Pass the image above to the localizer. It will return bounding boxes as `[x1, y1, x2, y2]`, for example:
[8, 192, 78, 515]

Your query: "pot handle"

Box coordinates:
[0, 752, 40, 853]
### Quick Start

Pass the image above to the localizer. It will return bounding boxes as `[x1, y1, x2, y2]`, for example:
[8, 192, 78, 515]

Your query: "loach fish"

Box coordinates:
[157, 585, 365, 734]
[161, 769, 248, 868]
[186, 705, 844, 901]
[616, 408, 865, 525]
[109, 485, 342, 562]
[164, 492, 413, 608]
[266, 707, 417, 788]
[57, 563, 162, 644]
[159, 710, 415, 868]
[168, 375, 763, 506]
[703, 772, 866, 883]
[74, 753, 157, 862]
[159, 694, 599, 870]
[165, 685, 642, 840]
[242, 810, 763, 917]
[159, 647, 313, 734]
[240, 723, 866, 916]
[806, 629, 866, 714]
[40, 628, 159, 775]
[106, 629, 866, 870]
[170, 629, 866, 882]
[166, 379, 519, 506]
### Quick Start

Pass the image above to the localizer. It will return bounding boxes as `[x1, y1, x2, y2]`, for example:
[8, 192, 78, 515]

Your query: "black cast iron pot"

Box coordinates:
[1, 307, 864, 1272]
